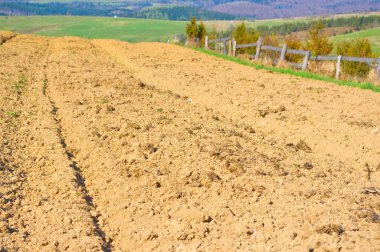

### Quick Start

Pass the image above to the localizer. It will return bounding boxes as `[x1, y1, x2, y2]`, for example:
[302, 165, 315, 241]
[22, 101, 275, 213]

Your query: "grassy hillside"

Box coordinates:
[2, 15, 379, 53]
[206, 12, 380, 30]
[0, 15, 311, 42]
[204, 17, 311, 31]
[0, 16, 185, 42]
[330, 27, 380, 55]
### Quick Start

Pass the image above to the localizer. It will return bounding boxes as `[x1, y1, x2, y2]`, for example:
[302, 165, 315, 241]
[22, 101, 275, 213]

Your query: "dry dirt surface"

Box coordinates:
[0, 31, 16, 45]
[1, 34, 379, 251]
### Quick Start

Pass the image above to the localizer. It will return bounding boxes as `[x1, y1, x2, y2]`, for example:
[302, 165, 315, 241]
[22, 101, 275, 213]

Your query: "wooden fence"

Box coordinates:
[205, 36, 232, 55]
[205, 36, 380, 80]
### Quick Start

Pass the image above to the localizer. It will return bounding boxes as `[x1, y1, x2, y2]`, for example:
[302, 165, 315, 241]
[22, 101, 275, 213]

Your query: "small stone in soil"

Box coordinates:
[303, 162, 313, 170]
[207, 172, 221, 181]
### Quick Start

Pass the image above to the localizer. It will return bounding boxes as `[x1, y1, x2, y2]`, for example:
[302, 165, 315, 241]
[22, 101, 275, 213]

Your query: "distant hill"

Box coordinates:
[0, 2, 237, 20]
[207, 0, 380, 19]
[330, 27, 380, 55]
[1, 0, 380, 19]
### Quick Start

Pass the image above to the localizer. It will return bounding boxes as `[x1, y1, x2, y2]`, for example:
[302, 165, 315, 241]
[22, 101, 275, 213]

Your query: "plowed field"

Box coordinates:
[1, 33, 379, 251]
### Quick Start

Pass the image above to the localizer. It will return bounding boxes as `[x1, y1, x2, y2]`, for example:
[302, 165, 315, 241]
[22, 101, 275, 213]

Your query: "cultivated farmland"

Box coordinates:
[0, 33, 379, 251]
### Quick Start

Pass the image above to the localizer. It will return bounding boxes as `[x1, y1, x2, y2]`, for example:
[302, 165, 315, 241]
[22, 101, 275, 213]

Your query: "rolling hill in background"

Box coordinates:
[330, 27, 380, 55]
[0, 0, 379, 19]
[207, 0, 380, 19]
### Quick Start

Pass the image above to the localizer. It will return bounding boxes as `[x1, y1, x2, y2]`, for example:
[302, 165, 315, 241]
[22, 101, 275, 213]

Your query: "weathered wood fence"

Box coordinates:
[311, 55, 380, 79]
[205, 36, 232, 55]
[205, 35, 380, 80]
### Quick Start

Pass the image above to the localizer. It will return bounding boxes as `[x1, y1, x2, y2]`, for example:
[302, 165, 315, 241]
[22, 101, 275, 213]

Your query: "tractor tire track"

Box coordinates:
[1, 35, 106, 251]
[43, 71, 112, 251]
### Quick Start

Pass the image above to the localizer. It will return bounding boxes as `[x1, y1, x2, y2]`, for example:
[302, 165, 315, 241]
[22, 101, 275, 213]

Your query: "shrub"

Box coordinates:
[186, 17, 199, 42]
[285, 36, 304, 62]
[185, 17, 208, 46]
[208, 28, 217, 41]
[262, 35, 280, 61]
[198, 21, 207, 46]
[233, 22, 259, 54]
[337, 38, 373, 78]
[305, 20, 333, 55]
[262, 35, 279, 46]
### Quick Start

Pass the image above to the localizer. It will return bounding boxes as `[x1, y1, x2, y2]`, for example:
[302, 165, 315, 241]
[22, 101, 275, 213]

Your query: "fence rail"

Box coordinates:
[208, 37, 231, 44]
[313, 55, 338, 61]
[236, 42, 257, 49]
[204, 35, 380, 80]
[341, 56, 378, 64]
[287, 49, 308, 55]
[261, 45, 283, 52]
[205, 36, 232, 55]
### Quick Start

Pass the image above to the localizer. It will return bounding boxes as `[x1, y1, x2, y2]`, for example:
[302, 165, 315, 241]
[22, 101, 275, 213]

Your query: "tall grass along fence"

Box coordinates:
[204, 36, 380, 80]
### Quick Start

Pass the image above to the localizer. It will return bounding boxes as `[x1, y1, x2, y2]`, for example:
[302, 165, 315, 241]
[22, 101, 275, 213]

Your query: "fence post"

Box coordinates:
[377, 57, 380, 80]
[336, 55, 342, 80]
[233, 39, 237, 57]
[255, 37, 262, 60]
[205, 35, 208, 49]
[223, 40, 227, 55]
[302, 51, 310, 70]
[280, 44, 287, 61]
[228, 39, 232, 55]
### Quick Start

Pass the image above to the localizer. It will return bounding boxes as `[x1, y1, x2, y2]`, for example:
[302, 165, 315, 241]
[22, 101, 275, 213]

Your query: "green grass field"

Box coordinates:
[1, 15, 379, 55]
[330, 27, 380, 55]
[0, 16, 186, 42]
[0, 15, 307, 42]
[205, 12, 380, 30]
[204, 17, 311, 31]
[1, 15, 302, 41]
[0, 15, 322, 45]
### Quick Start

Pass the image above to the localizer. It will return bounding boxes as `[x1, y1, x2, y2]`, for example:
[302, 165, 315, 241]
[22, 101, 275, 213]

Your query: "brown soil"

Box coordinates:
[1, 34, 379, 251]
[0, 31, 16, 45]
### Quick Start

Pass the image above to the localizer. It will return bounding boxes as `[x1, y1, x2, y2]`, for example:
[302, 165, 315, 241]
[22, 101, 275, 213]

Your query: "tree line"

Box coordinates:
[0, 3, 237, 20]
[0, 2, 124, 16]
[134, 6, 236, 20]
[256, 15, 380, 35]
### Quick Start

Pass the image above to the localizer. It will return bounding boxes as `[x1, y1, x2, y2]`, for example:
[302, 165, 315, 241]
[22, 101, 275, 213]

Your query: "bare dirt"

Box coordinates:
[0, 31, 16, 45]
[1, 34, 379, 251]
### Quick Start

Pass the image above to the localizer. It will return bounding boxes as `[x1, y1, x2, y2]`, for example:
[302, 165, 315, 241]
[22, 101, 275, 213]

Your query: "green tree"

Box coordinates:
[198, 20, 207, 46]
[186, 17, 199, 42]
[233, 22, 259, 54]
[337, 38, 373, 78]
[305, 20, 333, 55]
[233, 22, 249, 45]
